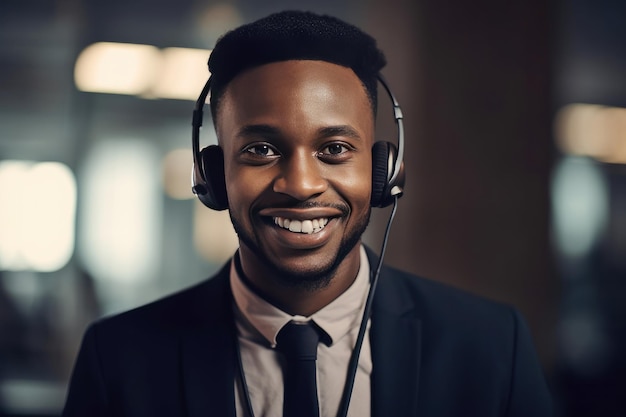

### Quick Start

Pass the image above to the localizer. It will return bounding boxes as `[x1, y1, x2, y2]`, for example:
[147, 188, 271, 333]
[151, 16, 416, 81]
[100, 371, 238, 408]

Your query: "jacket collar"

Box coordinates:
[366, 247, 422, 417]
[180, 262, 238, 417]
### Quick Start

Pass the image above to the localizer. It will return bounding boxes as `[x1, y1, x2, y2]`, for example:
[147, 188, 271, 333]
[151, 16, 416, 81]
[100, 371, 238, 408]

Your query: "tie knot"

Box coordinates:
[276, 321, 320, 361]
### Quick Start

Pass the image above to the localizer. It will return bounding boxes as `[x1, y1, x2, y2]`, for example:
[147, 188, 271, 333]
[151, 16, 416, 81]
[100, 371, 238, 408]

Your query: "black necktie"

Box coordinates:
[276, 321, 321, 417]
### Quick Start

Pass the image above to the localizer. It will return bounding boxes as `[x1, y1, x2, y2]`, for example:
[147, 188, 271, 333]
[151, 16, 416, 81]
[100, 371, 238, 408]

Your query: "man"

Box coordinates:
[63, 10, 553, 417]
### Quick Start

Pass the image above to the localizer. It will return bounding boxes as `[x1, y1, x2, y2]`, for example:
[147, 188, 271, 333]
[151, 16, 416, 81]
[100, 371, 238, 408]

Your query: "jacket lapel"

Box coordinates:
[367, 248, 422, 417]
[178, 250, 422, 416]
[180, 264, 238, 417]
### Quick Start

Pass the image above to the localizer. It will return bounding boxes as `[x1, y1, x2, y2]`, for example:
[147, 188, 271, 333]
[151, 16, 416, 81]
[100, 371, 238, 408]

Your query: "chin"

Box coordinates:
[231, 208, 368, 291]
[271, 259, 338, 291]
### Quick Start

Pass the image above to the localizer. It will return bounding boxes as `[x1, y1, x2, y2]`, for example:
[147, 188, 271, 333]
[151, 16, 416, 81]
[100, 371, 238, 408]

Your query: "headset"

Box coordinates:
[190, 72, 406, 417]
[191, 74, 405, 209]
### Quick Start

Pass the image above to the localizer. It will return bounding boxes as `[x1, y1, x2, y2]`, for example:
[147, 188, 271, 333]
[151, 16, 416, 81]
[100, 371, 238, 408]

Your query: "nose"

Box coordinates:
[273, 151, 327, 200]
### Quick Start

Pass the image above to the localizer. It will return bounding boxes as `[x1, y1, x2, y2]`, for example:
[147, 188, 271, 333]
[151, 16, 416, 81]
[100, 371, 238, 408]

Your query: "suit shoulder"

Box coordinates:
[377, 263, 518, 329]
[89, 264, 231, 338]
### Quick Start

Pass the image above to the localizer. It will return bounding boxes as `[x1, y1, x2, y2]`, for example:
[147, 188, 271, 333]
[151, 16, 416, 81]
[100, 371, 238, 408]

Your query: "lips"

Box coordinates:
[257, 205, 346, 245]
[273, 217, 329, 234]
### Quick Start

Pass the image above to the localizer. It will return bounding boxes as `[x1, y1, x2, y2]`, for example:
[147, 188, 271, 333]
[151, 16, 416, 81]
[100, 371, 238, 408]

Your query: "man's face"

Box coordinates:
[216, 60, 374, 289]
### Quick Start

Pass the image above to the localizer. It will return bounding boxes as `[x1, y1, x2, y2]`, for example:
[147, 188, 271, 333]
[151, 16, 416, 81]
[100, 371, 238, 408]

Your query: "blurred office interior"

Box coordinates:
[0, 0, 625, 415]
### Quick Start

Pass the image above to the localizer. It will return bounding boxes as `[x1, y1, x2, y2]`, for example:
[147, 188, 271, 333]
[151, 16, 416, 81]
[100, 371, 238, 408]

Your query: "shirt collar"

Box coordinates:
[230, 245, 371, 347]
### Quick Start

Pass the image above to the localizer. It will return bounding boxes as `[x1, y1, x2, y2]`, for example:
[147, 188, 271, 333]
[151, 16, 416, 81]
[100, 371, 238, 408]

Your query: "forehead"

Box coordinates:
[216, 60, 373, 126]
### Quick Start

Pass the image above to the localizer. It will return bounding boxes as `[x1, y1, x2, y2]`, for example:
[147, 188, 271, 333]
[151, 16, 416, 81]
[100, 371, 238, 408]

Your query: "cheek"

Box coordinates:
[223, 161, 252, 213]
[224, 163, 276, 215]
[331, 159, 373, 209]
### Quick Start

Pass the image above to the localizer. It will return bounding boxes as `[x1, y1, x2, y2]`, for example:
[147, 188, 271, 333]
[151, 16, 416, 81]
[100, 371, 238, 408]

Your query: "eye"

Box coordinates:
[244, 144, 278, 157]
[317, 142, 354, 164]
[319, 143, 349, 156]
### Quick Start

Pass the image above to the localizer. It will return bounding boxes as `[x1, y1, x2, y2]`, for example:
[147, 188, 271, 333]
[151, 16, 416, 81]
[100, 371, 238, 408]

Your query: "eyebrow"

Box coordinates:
[317, 125, 362, 141]
[237, 124, 281, 139]
[236, 124, 362, 141]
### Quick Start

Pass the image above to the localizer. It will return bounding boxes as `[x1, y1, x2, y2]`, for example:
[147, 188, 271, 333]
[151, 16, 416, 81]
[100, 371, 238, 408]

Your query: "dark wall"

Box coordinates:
[363, 0, 559, 371]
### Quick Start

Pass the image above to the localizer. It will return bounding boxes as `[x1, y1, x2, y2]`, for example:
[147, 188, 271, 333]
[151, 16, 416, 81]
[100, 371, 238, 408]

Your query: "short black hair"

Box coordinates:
[208, 10, 387, 120]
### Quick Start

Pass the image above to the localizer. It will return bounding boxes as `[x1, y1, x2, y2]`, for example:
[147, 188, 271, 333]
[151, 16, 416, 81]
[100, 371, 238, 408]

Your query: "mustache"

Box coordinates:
[256, 201, 350, 216]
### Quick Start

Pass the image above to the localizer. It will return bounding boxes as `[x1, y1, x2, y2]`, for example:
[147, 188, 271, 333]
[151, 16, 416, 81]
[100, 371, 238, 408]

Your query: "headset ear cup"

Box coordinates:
[371, 141, 404, 208]
[371, 141, 393, 207]
[198, 145, 229, 210]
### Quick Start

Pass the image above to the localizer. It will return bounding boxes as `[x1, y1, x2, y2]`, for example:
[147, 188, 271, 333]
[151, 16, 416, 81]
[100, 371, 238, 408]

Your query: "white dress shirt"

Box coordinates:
[230, 245, 372, 417]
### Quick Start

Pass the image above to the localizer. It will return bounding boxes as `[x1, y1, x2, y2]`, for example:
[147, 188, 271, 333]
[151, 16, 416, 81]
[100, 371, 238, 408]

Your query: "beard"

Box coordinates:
[230, 205, 371, 292]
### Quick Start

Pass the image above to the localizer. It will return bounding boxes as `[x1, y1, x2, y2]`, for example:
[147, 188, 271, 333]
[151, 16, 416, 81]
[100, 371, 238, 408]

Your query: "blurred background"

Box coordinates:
[0, 0, 624, 415]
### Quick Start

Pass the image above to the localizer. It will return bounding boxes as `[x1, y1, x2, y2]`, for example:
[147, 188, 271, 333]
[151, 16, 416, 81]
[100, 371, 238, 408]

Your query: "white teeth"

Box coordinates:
[273, 217, 329, 234]
[288, 220, 302, 232]
[301, 220, 313, 234]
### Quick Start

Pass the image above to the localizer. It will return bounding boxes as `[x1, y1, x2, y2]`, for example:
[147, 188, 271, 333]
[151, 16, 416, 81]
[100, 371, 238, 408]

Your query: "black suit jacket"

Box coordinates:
[63, 249, 552, 416]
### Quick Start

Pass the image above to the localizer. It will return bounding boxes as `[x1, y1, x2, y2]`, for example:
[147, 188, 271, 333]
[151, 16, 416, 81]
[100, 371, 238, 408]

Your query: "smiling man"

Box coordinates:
[221, 59, 373, 315]
[63, 10, 553, 417]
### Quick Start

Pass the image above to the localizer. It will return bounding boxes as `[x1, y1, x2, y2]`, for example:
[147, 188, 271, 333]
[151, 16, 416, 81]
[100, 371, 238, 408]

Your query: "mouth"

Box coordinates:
[258, 205, 346, 243]
[273, 217, 329, 234]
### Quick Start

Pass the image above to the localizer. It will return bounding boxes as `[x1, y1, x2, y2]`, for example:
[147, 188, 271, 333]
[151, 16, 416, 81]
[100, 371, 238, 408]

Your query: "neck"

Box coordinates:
[237, 244, 362, 316]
